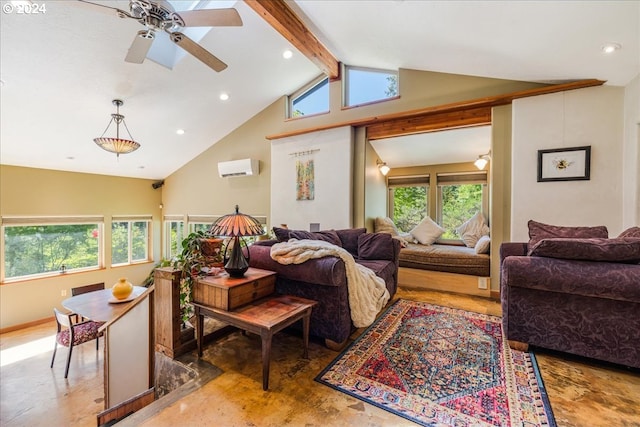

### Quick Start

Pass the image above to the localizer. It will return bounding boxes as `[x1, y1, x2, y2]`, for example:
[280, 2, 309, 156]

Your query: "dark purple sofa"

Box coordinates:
[249, 228, 401, 349]
[500, 242, 640, 369]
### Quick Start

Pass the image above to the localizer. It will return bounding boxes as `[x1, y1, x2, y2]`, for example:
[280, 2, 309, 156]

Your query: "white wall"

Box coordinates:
[623, 74, 640, 227]
[270, 126, 353, 230]
[511, 85, 626, 240]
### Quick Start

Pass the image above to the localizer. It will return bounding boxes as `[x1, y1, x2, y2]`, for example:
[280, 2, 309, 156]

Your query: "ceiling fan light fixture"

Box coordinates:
[137, 29, 155, 40]
[93, 99, 141, 159]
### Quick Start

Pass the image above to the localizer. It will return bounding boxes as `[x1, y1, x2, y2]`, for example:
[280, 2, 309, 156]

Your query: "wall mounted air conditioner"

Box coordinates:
[217, 159, 259, 178]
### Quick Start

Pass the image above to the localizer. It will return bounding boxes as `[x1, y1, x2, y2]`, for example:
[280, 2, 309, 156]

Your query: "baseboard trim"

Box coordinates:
[398, 267, 492, 298]
[1, 316, 54, 334]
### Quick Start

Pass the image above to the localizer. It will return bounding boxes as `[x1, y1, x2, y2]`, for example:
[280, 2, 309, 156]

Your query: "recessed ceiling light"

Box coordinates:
[176, 129, 185, 135]
[282, 50, 293, 59]
[602, 42, 621, 54]
[219, 93, 229, 101]
[66, 156, 75, 160]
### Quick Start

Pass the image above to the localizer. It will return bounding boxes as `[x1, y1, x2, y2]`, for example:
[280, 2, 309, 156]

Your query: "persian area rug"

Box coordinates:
[315, 299, 556, 427]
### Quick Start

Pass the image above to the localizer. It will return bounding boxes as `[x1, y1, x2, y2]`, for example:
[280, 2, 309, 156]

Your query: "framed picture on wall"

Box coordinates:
[537, 146, 591, 182]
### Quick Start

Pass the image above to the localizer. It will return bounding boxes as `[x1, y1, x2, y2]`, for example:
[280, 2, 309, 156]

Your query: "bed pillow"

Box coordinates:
[527, 220, 608, 248]
[456, 212, 490, 248]
[374, 216, 399, 235]
[528, 237, 640, 263]
[475, 235, 491, 254]
[357, 232, 394, 260]
[618, 227, 640, 238]
[374, 217, 409, 247]
[410, 216, 445, 245]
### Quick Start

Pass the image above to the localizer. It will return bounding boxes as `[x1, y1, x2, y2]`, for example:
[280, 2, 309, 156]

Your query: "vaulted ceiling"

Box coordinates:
[1, 1, 637, 179]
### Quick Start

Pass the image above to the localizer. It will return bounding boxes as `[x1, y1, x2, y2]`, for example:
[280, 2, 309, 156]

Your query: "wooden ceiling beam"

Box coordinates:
[366, 107, 492, 141]
[244, 0, 340, 79]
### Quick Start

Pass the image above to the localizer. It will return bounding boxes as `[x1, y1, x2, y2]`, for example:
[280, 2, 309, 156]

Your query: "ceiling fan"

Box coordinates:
[77, 0, 243, 72]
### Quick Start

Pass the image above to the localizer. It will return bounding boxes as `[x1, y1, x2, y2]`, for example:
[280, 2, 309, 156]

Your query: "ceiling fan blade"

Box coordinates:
[125, 31, 155, 64]
[170, 32, 227, 72]
[76, 0, 131, 18]
[177, 8, 243, 27]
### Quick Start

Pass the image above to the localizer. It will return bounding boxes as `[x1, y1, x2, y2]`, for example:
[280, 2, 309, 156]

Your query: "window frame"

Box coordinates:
[1, 216, 104, 282]
[164, 216, 185, 261]
[387, 175, 430, 233]
[111, 215, 152, 267]
[287, 74, 330, 119]
[163, 214, 271, 262]
[436, 172, 489, 243]
[343, 65, 399, 108]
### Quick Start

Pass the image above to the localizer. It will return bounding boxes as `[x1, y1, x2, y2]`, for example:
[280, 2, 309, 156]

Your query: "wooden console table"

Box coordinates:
[192, 294, 317, 390]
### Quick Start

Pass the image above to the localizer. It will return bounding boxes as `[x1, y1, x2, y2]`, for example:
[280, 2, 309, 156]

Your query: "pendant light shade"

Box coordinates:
[94, 99, 140, 158]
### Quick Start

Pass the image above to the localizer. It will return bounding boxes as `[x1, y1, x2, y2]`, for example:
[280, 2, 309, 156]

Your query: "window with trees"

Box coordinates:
[344, 65, 398, 107]
[288, 75, 329, 118]
[164, 218, 184, 260]
[388, 176, 429, 233]
[111, 217, 151, 266]
[2, 217, 103, 281]
[437, 172, 488, 240]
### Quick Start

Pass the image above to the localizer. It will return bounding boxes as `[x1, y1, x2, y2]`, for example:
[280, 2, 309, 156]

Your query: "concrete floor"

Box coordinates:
[1, 288, 639, 427]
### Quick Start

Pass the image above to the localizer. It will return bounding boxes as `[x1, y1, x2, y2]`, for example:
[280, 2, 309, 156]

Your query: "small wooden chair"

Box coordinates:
[50, 308, 101, 378]
[71, 282, 105, 296]
[70, 283, 105, 323]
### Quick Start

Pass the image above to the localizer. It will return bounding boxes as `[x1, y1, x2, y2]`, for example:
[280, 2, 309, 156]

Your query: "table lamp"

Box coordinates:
[209, 205, 264, 277]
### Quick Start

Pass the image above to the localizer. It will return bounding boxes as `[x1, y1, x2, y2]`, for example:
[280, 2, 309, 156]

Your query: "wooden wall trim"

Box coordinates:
[244, 0, 340, 79]
[367, 106, 492, 140]
[266, 79, 605, 140]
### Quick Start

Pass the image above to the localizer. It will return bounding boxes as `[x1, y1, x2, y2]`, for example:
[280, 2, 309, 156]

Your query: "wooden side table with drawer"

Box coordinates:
[192, 267, 276, 310]
[192, 268, 317, 390]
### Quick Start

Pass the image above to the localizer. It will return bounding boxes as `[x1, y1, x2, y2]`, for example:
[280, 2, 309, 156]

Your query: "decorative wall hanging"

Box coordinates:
[296, 159, 315, 200]
[538, 145, 591, 182]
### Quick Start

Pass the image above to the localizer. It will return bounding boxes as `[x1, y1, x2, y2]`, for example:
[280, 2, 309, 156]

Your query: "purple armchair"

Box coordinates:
[500, 242, 640, 369]
[249, 228, 401, 349]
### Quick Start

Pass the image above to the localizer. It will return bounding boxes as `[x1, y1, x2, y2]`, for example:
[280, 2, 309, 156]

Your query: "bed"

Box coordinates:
[399, 242, 490, 276]
[397, 242, 491, 297]
[374, 215, 492, 297]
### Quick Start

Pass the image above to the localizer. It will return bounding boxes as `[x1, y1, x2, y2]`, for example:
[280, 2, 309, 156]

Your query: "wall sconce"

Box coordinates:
[474, 152, 491, 170]
[377, 159, 390, 176]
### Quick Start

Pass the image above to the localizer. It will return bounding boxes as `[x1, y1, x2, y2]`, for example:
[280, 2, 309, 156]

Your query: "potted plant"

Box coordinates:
[173, 230, 224, 325]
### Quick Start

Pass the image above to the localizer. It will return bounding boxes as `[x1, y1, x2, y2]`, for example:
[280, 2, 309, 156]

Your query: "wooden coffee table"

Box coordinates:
[192, 294, 317, 390]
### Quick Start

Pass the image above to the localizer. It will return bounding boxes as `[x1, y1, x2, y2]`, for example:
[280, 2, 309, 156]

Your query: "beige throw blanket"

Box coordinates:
[270, 239, 390, 328]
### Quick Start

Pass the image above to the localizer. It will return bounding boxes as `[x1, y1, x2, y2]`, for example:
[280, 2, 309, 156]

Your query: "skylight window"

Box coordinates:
[344, 66, 398, 107]
[149, 1, 237, 70]
[288, 75, 329, 118]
